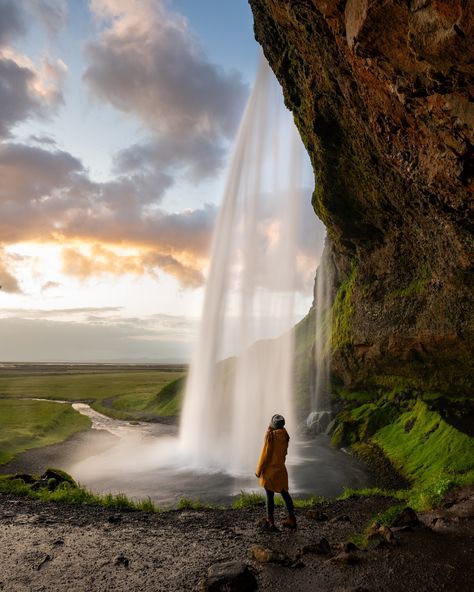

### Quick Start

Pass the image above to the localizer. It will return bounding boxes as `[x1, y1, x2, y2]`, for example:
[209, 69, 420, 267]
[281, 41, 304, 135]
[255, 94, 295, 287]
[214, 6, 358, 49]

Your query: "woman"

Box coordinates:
[255, 414, 296, 530]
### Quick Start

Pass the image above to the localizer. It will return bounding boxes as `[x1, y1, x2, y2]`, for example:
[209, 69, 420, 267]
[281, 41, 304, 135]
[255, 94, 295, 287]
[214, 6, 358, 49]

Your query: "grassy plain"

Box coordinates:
[0, 399, 91, 465]
[0, 365, 186, 465]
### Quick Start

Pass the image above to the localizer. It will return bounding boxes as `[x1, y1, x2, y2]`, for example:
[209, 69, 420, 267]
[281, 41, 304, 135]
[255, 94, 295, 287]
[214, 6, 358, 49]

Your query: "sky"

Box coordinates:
[0, 0, 325, 362]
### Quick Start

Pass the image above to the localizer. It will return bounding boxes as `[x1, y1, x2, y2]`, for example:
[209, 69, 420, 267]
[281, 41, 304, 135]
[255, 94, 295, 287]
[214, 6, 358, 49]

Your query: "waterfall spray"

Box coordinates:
[306, 244, 333, 433]
[179, 58, 307, 474]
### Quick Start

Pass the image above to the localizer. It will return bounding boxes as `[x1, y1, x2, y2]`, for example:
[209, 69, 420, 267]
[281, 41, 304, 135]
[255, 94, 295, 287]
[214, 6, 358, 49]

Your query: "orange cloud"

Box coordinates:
[61, 244, 205, 289]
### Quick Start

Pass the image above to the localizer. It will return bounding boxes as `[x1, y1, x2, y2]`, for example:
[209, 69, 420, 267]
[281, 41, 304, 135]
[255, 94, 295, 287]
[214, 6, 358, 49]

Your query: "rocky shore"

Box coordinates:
[1, 487, 473, 591]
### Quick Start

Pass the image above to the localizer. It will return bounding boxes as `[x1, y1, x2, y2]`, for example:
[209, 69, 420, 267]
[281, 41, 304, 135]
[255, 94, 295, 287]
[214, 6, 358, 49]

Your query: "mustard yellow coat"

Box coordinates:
[255, 428, 290, 493]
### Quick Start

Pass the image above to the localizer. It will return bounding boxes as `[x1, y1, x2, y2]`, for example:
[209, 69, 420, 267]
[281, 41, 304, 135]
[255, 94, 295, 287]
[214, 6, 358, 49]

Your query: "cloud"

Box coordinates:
[26, 0, 67, 37]
[0, 47, 66, 138]
[0, 142, 83, 204]
[0, 0, 25, 46]
[0, 314, 195, 361]
[0, 247, 21, 292]
[41, 280, 61, 291]
[84, 0, 247, 181]
[61, 244, 205, 288]
[29, 134, 57, 146]
[0, 306, 123, 318]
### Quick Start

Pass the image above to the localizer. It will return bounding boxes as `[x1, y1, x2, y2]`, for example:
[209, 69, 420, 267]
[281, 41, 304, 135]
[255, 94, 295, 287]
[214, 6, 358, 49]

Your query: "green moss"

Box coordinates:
[331, 263, 357, 352]
[337, 486, 397, 501]
[373, 399, 474, 487]
[386, 264, 432, 299]
[330, 400, 399, 447]
[0, 473, 161, 512]
[330, 390, 474, 510]
[332, 388, 377, 405]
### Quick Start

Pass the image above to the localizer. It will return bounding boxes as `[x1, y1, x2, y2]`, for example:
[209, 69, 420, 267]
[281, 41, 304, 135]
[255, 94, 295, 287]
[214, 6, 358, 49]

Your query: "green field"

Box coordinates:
[0, 366, 186, 466]
[0, 398, 91, 465]
[0, 369, 185, 418]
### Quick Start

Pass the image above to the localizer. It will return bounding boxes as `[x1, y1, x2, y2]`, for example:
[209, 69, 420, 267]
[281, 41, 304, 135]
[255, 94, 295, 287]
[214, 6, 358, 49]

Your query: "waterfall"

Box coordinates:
[178, 57, 308, 474]
[306, 244, 333, 434]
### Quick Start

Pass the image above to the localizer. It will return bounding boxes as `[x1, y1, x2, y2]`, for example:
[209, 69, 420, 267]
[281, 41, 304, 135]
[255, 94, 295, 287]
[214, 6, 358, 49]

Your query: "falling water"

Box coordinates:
[306, 245, 333, 433]
[179, 58, 307, 474]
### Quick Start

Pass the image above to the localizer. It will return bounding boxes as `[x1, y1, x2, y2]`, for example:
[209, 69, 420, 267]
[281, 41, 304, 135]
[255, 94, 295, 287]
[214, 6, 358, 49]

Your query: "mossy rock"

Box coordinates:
[41, 468, 77, 487]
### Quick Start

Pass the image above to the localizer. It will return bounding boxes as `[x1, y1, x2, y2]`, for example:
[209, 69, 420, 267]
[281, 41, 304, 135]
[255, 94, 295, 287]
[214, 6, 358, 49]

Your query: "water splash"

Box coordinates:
[179, 58, 309, 474]
[306, 244, 333, 433]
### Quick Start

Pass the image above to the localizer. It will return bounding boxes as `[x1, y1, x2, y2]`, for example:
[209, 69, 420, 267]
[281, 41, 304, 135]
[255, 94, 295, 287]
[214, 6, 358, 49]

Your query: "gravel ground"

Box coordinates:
[1, 490, 473, 592]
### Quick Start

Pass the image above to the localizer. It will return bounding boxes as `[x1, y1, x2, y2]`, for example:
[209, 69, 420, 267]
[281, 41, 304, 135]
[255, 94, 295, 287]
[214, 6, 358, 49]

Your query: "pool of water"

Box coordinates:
[64, 404, 370, 505]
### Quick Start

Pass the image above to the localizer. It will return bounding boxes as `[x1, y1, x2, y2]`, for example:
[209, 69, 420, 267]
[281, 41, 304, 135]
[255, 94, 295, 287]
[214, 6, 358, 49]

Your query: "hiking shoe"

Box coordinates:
[282, 515, 297, 529]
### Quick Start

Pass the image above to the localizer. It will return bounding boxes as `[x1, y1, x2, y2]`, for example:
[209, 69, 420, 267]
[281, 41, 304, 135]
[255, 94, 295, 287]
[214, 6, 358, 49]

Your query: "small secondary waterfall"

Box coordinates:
[306, 245, 333, 433]
[179, 58, 307, 474]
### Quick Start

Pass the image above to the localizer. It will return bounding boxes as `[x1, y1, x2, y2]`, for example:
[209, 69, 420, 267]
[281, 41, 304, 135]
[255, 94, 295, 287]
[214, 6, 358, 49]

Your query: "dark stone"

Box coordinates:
[306, 509, 329, 521]
[11, 473, 37, 484]
[250, 544, 291, 565]
[40, 468, 77, 487]
[330, 552, 360, 565]
[200, 561, 258, 592]
[392, 507, 420, 527]
[108, 514, 122, 524]
[329, 514, 351, 523]
[113, 555, 129, 567]
[299, 537, 331, 556]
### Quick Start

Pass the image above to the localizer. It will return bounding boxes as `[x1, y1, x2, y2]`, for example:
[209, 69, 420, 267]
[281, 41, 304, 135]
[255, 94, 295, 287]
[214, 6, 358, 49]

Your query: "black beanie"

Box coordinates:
[270, 414, 285, 429]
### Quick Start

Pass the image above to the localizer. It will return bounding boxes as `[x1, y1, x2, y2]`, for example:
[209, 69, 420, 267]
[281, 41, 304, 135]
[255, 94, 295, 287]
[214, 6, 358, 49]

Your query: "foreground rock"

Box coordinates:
[200, 561, 257, 592]
[1, 493, 473, 591]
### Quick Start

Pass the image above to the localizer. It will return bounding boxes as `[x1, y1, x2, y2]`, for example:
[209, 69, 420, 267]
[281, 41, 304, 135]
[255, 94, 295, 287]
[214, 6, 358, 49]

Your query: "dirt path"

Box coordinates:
[0, 492, 472, 591]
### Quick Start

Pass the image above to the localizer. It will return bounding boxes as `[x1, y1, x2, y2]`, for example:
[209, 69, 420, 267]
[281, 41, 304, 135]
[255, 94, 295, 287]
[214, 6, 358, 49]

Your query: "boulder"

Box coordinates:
[200, 561, 258, 592]
[392, 507, 420, 527]
[299, 537, 331, 556]
[250, 544, 291, 565]
[330, 552, 360, 565]
[306, 509, 329, 521]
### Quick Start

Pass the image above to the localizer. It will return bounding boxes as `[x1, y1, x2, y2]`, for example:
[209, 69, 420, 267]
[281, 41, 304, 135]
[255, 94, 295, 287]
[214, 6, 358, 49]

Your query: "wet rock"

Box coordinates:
[256, 517, 279, 532]
[299, 537, 331, 556]
[306, 509, 328, 521]
[378, 525, 395, 543]
[330, 551, 360, 565]
[250, 544, 291, 565]
[343, 541, 360, 553]
[41, 469, 77, 488]
[329, 514, 351, 524]
[443, 485, 474, 518]
[108, 514, 122, 524]
[35, 554, 51, 571]
[200, 561, 258, 592]
[334, 587, 370, 592]
[11, 473, 37, 485]
[392, 507, 420, 527]
[113, 554, 129, 567]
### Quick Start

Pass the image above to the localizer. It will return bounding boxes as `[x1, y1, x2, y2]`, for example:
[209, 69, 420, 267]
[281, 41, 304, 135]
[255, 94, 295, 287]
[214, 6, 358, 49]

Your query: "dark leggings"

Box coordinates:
[265, 488, 294, 520]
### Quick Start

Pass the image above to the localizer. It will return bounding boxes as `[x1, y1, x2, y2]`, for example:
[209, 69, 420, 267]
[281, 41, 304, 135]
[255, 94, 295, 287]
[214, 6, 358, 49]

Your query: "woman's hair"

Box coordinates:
[270, 414, 285, 429]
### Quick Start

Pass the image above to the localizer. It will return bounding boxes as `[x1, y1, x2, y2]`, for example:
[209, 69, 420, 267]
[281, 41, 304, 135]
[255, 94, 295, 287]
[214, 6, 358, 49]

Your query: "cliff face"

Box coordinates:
[249, 0, 473, 394]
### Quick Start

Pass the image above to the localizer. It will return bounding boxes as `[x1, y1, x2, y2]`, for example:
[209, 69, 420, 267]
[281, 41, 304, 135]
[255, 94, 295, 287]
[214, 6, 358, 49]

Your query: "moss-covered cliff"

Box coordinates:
[249, 0, 473, 395]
